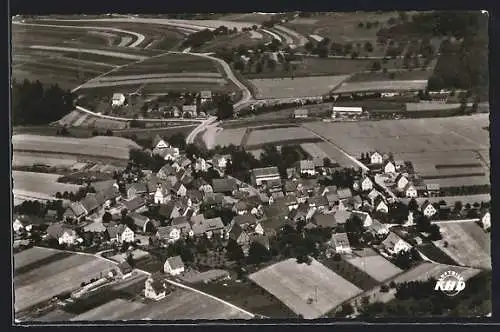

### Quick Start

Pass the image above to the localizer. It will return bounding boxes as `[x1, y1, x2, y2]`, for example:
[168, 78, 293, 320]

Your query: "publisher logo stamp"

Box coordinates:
[434, 270, 466, 296]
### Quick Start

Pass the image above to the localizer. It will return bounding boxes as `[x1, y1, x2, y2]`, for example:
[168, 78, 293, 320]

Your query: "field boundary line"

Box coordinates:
[13, 22, 146, 48]
[132, 267, 259, 319]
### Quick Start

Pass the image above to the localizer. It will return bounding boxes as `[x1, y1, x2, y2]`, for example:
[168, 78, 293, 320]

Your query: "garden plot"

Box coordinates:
[213, 127, 247, 147]
[347, 254, 403, 282]
[300, 143, 330, 160]
[13, 134, 140, 160]
[333, 80, 428, 94]
[14, 248, 116, 312]
[249, 258, 362, 319]
[12, 171, 81, 197]
[12, 151, 78, 167]
[245, 127, 319, 148]
[433, 222, 491, 270]
[249, 75, 350, 99]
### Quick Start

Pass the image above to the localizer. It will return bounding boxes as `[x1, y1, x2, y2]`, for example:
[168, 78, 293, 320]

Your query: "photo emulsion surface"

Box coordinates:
[11, 11, 491, 322]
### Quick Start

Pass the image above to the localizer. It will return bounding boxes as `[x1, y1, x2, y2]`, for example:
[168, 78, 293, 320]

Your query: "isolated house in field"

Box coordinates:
[107, 224, 135, 243]
[480, 211, 491, 230]
[382, 232, 412, 255]
[384, 160, 396, 174]
[182, 104, 197, 118]
[164, 256, 185, 276]
[251, 166, 281, 186]
[421, 201, 437, 218]
[331, 106, 363, 119]
[331, 232, 352, 254]
[395, 173, 409, 191]
[200, 90, 213, 103]
[112, 93, 126, 107]
[144, 273, 169, 301]
[370, 151, 383, 165]
[294, 109, 308, 119]
[298, 160, 316, 176]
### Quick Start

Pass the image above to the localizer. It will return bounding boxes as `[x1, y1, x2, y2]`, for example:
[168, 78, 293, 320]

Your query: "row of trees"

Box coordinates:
[359, 271, 491, 317]
[12, 79, 76, 126]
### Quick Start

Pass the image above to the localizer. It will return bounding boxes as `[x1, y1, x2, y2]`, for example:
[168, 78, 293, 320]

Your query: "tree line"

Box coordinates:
[12, 79, 76, 126]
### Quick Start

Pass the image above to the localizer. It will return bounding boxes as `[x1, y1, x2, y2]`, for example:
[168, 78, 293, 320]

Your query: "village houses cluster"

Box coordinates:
[13, 137, 491, 301]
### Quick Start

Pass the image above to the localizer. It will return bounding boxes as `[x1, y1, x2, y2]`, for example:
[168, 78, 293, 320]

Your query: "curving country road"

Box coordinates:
[13, 22, 146, 48]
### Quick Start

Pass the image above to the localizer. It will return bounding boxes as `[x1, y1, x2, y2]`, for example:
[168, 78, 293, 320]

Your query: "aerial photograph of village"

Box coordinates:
[11, 11, 491, 322]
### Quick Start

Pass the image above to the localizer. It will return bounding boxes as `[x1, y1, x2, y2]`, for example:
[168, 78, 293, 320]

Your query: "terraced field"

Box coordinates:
[13, 134, 140, 160]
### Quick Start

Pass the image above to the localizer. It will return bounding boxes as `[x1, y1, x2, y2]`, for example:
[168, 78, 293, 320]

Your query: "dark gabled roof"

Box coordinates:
[310, 195, 328, 207]
[212, 178, 238, 193]
[148, 273, 166, 293]
[67, 202, 86, 217]
[159, 201, 177, 219]
[232, 214, 257, 226]
[156, 226, 174, 239]
[252, 166, 280, 178]
[157, 164, 176, 179]
[152, 134, 164, 148]
[166, 255, 185, 270]
[186, 189, 203, 202]
[126, 182, 148, 194]
[107, 224, 132, 238]
[374, 196, 386, 208]
[181, 174, 194, 186]
[337, 188, 353, 200]
[332, 232, 350, 247]
[81, 194, 100, 213]
[382, 232, 409, 249]
[250, 234, 270, 249]
[122, 196, 146, 212]
[284, 180, 298, 192]
[173, 181, 185, 192]
[191, 177, 209, 189]
[313, 214, 336, 228]
[334, 210, 352, 224]
[129, 212, 150, 228]
[172, 216, 189, 226]
[46, 223, 73, 239]
[229, 223, 244, 240]
[204, 192, 224, 205]
[191, 217, 225, 235]
[118, 261, 133, 274]
[95, 185, 120, 205]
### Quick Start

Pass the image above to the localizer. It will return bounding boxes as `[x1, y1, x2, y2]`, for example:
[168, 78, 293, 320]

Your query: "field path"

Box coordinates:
[13, 22, 146, 48]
